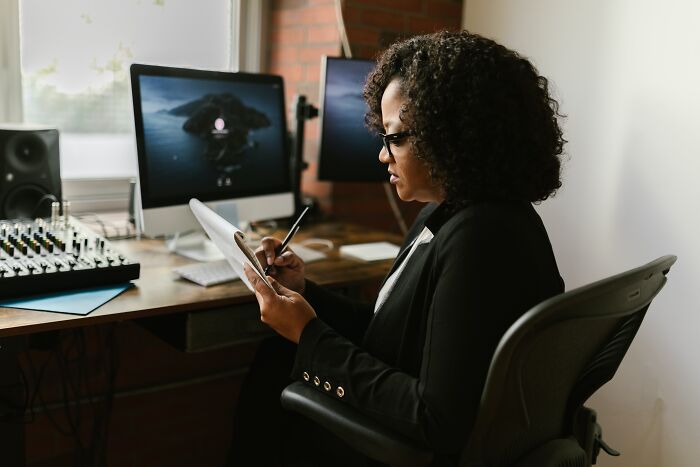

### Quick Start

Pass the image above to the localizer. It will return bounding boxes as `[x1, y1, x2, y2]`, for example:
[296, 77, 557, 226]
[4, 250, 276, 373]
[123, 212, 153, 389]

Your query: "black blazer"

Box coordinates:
[292, 201, 564, 465]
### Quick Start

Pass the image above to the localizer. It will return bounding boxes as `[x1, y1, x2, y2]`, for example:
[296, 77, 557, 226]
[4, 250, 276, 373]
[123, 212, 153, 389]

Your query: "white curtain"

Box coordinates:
[0, 0, 23, 123]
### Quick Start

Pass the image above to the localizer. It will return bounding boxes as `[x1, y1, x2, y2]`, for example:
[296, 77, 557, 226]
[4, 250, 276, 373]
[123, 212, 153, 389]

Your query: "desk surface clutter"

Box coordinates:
[0, 221, 402, 337]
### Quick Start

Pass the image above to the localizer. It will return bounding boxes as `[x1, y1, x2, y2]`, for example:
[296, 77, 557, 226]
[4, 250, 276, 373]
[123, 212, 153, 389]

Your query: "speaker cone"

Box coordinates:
[3, 185, 51, 219]
[7, 133, 47, 172]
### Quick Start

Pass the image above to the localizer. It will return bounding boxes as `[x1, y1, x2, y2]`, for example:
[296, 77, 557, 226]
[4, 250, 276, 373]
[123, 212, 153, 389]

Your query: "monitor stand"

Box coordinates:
[166, 232, 225, 262]
[163, 203, 250, 262]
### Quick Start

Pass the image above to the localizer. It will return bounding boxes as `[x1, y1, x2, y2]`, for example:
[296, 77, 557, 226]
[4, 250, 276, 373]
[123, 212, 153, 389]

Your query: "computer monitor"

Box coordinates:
[317, 57, 385, 182]
[130, 64, 294, 256]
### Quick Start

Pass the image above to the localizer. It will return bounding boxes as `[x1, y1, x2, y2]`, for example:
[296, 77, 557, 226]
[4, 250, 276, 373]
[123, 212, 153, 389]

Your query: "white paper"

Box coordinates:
[189, 198, 272, 291]
[339, 241, 400, 262]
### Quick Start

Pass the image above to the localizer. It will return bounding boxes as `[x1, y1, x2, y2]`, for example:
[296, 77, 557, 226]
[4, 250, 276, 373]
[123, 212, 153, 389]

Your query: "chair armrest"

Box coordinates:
[513, 437, 587, 467]
[280, 381, 434, 467]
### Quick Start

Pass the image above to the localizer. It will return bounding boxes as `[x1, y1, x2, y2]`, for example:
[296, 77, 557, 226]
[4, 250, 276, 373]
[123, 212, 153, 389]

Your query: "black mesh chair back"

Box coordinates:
[460, 255, 676, 467]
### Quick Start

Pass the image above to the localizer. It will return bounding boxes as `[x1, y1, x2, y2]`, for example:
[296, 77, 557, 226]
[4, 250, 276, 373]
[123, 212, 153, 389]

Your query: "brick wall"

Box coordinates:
[268, 0, 464, 234]
[268, 0, 342, 215]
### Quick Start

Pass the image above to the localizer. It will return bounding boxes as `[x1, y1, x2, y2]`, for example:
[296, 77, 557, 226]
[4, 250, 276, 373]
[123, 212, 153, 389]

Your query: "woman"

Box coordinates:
[233, 30, 565, 466]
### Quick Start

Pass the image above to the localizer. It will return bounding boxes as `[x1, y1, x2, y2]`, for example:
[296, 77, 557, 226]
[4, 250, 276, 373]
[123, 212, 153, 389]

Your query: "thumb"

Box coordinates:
[267, 276, 294, 298]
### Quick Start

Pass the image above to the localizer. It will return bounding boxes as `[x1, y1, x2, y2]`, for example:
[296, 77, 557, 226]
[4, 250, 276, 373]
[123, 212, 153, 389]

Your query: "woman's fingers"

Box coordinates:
[243, 264, 260, 290]
[274, 250, 296, 266]
[244, 265, 274, 299]
[244, 266, 315, 343]
[259, 236, 282, 266]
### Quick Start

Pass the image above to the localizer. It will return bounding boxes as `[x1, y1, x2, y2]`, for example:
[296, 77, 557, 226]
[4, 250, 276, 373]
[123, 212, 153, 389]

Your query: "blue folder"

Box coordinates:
[0, 283, 133, 315]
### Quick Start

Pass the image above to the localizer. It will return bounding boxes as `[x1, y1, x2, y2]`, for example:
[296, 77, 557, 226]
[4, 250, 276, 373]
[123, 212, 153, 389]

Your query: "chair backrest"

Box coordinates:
[460, 255, 676, 467]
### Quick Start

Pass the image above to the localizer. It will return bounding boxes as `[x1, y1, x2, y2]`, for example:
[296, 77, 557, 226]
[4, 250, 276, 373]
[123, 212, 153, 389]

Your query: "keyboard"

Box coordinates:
[173, 243, 327, 287]
[173, 260, 238, 287]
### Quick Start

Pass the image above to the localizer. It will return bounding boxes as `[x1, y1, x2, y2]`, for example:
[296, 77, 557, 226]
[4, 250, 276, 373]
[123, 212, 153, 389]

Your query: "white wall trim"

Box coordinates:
[62, 177, 133, 213]
[233, 0, 268, 73]
[0, 0, 23, 122]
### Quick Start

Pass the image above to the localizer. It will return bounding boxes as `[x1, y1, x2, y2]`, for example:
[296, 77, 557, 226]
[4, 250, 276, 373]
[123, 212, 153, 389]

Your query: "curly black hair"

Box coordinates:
[364, 30, 565, 205]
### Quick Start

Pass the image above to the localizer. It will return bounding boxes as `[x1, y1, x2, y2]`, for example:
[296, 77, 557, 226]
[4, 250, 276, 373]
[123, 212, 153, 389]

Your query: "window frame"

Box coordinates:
[2, 0, 267, 211]
[0, 0, 23, 122]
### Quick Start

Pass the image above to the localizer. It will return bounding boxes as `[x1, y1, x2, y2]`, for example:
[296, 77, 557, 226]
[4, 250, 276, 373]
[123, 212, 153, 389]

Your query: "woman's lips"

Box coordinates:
[390, 174, 399, 184]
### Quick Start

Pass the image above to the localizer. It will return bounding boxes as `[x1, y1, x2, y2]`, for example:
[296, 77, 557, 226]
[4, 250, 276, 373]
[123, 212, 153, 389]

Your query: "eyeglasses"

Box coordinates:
[379, 131, 413, 157]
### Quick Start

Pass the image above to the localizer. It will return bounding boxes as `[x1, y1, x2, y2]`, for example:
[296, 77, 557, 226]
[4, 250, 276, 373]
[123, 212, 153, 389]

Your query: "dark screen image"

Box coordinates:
[318, 58, 385, 182]
[138, 74, 288, 204]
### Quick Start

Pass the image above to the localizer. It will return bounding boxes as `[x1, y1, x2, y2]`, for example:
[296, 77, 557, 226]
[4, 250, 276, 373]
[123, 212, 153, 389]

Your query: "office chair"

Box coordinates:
[281, 255, 676, 467]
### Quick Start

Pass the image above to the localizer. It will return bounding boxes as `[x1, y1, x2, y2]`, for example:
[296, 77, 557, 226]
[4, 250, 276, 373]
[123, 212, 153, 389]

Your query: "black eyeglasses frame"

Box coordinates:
[378, 131, 413, 157]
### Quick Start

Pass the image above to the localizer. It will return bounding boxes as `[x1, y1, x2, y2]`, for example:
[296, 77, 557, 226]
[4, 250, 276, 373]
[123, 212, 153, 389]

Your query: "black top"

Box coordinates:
[293, 201, 564, 465]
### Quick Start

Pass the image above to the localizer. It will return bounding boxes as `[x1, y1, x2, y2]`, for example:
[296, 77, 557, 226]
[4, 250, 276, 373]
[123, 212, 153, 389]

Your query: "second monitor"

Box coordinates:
[130, 64, 294, 243]
[317, 57, 385, 182]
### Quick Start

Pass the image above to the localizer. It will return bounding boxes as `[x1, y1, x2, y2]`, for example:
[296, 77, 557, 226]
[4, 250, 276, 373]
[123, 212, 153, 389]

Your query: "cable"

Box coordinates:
[25, 336, 78, 439]
[334, 0, 352, 59]
[0, 368, 29, 423]
[23, 326, 119, 467]
[56, 329, 87, 463]
[74, 212, 137, 240]
[84, 324, 118, 467]
[333, 0, 408, 236]
[30, 193, 59, 218]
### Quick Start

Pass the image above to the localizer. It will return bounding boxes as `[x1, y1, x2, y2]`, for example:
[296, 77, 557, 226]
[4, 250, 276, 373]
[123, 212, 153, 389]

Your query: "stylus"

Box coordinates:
[264, 206, 310, 275]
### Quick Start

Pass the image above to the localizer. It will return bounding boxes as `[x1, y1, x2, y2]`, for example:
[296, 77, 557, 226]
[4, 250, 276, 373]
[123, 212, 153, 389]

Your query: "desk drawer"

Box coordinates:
[137, 302, 271, 352]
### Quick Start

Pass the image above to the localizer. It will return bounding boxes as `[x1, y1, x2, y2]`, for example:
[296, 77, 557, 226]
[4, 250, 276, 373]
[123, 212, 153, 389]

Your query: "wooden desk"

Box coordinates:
[0, 222, 400, 336]
[0, 222, 401, 466]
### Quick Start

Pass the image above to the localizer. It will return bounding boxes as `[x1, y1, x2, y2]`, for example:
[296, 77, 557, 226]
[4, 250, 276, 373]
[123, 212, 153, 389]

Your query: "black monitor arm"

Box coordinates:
[291, 94, 318, 218]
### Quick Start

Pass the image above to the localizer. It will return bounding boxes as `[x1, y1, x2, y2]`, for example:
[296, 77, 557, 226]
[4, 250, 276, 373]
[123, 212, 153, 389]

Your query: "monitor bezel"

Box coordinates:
[316, 56, 385, 183]
[130, 63, 291, 210]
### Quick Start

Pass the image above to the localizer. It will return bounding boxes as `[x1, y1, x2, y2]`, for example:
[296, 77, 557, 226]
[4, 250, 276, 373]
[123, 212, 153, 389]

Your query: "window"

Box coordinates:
[18, 0, 244, 179]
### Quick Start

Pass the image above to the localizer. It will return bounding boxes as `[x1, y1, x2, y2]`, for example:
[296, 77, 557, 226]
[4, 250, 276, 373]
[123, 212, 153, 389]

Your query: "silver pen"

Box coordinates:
[263, 206, 310, 275]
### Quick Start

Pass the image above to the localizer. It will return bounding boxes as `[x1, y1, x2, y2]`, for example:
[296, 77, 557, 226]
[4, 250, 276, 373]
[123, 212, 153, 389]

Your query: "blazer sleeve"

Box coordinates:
[302, 280, 374, 344]
[291, 211, 552, 455]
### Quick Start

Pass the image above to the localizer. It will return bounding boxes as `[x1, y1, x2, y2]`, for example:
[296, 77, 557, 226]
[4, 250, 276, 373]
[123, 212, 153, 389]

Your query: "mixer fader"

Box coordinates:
[0, 216, 140, 300]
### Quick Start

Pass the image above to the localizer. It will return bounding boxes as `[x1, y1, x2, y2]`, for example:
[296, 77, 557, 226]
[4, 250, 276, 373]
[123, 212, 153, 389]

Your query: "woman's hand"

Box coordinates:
[244, 265, 317, 344]
[255, 236, 306, 294]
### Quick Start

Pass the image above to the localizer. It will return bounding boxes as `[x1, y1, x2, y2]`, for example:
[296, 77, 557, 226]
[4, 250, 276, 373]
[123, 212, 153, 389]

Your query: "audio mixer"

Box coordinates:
[0, 216, 140, 300]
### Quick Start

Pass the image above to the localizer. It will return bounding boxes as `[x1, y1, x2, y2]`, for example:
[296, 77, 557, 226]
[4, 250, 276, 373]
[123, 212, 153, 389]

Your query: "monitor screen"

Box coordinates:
[317, 57, 385, 182]
[130, 64, 294, 241]
[132, 64, 291, 209]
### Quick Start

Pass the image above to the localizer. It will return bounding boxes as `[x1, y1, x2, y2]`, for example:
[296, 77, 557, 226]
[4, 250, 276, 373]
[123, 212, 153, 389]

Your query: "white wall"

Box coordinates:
[463, 1, 700, 465]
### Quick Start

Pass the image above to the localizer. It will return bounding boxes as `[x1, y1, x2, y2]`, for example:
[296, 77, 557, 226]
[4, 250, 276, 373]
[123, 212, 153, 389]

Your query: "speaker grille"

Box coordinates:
[2, 184, 51, 219]
[7, 132, 47, 172]
[0, 128, 61, 219]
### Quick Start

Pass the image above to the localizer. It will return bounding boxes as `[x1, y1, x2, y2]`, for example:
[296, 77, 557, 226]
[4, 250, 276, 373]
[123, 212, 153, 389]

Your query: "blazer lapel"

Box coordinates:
[379, 238, 417, 289]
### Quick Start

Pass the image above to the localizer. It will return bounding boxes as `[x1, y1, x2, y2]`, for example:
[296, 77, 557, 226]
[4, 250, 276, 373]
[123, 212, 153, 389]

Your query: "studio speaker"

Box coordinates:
[0, 127, 62, 219]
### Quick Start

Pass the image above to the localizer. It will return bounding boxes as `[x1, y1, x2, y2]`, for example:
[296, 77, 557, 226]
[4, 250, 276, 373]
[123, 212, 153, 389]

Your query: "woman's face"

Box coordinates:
[379, 79, 443, 204]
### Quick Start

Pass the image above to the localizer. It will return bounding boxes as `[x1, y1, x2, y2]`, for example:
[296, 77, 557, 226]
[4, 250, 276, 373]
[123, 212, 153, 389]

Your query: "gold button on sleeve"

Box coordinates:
[313, 376, 320, 386]
[302, 371, 310, 382]
[336, 386, 345, 398]
[323, 381, 331, 391]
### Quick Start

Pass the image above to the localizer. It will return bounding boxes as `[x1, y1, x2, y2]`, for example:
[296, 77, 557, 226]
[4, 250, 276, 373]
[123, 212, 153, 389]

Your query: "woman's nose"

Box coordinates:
[379, 145, 391, 163]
